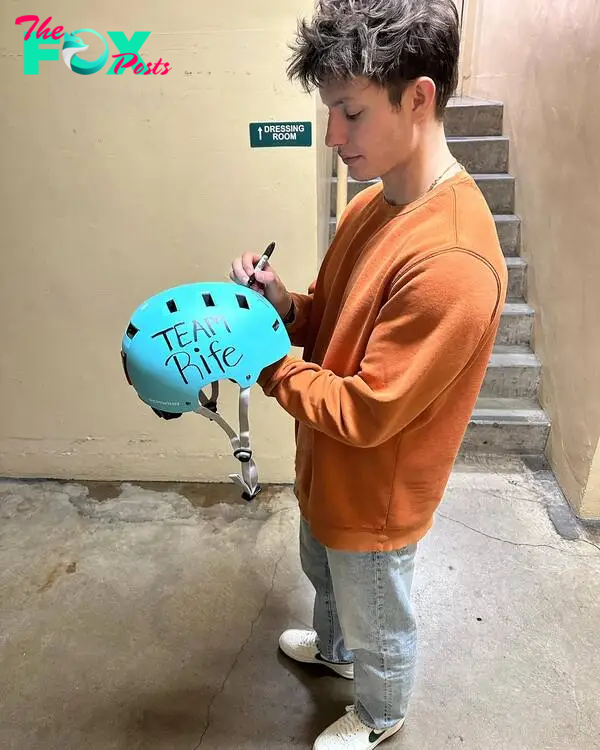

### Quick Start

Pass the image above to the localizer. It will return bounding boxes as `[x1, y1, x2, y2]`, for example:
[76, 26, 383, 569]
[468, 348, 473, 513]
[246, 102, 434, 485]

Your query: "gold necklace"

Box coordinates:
[428, 160, 462, 191]
[384, 160, 463, 206]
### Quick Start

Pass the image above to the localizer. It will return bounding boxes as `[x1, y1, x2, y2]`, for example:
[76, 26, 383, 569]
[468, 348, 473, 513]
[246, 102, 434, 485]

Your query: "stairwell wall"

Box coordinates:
[0, 2, 318, 483]
[464, 0, 600, 517]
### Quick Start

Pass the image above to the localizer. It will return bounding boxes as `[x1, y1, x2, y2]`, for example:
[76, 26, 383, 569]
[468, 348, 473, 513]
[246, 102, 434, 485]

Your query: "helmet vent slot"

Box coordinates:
[236, 294, 250, 310]
[272, 319, 280, 331]
[202, 293, 215, 307]
[166, 299, 178, 313]
[126, 323, 139, 339]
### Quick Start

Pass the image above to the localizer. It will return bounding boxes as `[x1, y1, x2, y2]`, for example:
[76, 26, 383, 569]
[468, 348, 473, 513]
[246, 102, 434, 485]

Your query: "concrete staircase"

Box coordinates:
[329, 96, 550, 455]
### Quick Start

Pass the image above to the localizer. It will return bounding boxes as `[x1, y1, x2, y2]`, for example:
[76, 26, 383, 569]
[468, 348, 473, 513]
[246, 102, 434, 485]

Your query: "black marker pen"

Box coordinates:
[247, 241, 276, 286]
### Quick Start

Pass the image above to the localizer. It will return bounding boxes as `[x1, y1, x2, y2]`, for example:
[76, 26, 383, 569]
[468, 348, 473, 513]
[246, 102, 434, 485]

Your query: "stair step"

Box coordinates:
[483, 346, 540, 398]
[444, 96, 504, 137]
[463, 397, 550, 454]
[473, 173, 515, 214]
[494, 214, 521, 257]
[499, 302, 534, 346]
[447, 136, 509, 174]
[328, 212, 522, 259]
[506, 257, 527, 298]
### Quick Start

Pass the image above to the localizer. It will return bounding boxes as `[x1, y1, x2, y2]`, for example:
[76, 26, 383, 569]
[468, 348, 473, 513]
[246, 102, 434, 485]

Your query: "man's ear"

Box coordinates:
[407, 77, 437, 120]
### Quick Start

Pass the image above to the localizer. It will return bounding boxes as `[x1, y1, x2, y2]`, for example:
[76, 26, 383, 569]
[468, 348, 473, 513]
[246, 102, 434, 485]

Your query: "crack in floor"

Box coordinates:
[192, 516, 291, 748]
[437, 512, 600, 558]
[576, 537, 600, 554]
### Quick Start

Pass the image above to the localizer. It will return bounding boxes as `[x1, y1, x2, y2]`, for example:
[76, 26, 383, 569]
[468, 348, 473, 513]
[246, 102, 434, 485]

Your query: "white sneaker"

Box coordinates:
[278, 629, 354, 680]
[313, 705, 405, 750]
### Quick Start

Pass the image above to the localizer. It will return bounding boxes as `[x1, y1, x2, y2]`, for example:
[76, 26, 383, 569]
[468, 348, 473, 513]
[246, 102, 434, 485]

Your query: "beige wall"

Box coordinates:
[584, 444, 600, 517]
[0, 2, 318, 483]
[465, 0, 600, 517]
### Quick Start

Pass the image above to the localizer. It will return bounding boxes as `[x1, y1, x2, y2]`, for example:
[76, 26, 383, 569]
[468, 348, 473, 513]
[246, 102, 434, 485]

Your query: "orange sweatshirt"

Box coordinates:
[259, 170, 508, 552]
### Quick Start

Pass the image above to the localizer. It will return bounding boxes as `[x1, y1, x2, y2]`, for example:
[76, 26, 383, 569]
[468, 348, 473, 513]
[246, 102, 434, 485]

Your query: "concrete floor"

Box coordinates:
[1, 456, 599, 750]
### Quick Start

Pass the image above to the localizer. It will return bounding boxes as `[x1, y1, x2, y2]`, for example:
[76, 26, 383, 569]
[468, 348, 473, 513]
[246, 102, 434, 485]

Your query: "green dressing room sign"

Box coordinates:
[249, 121, 312, 148]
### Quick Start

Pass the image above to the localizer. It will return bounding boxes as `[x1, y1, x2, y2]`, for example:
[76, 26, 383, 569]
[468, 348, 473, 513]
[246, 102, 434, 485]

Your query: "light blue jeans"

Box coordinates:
[299, 517, 417, 731]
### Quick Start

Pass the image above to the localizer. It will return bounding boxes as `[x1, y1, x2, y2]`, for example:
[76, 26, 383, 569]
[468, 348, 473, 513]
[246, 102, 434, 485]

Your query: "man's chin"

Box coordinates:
[346, 160, 377, 183]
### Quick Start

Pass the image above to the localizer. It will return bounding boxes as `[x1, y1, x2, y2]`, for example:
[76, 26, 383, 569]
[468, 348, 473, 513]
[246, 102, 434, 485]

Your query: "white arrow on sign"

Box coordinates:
[258, 126, 263, 141]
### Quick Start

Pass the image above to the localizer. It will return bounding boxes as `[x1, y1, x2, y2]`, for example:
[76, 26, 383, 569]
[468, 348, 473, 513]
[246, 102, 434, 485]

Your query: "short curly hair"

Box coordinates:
[286, 0, 460, 119]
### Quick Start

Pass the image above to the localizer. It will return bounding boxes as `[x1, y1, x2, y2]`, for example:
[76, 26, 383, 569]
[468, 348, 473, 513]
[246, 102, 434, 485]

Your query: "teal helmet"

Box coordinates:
[121, 281, 291, 499]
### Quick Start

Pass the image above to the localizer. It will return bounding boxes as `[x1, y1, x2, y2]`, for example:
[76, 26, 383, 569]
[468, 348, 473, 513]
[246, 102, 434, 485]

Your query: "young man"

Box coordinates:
[230, 1, 507, 747]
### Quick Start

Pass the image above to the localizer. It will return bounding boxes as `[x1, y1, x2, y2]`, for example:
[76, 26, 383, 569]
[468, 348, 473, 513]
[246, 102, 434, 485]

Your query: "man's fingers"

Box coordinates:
[254, 269, 275, 286]
[230, 253, 275, 287]
[242, 252, 261, 278]
[231, 257, 249, 284]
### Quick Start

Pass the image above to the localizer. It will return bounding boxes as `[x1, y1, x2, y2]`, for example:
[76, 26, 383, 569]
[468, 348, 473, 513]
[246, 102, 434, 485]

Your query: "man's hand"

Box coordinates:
[229, 252, 293, 320]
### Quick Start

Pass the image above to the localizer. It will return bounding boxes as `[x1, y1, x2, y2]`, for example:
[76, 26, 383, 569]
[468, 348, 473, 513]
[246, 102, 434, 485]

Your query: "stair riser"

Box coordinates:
[498, 314, 533, 346]
[507, 263, 526, 299]
[448, 137, 509, 174]
[496, 218, 520, 257]
[474, 176, 515, 214]
[444, 103, 503, 137]
[462, 422, 549, 454]
[482, 367, 540, 399]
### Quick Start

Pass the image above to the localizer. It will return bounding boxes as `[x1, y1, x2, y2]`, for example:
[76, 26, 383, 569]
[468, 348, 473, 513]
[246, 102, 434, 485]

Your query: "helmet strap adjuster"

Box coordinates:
[233, 448, 252, 463]
[195, 383, 261, 502]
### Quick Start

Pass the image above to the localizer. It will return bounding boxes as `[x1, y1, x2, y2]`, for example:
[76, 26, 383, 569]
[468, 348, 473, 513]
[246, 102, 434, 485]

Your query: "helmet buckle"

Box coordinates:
[233, 448, 252, 463]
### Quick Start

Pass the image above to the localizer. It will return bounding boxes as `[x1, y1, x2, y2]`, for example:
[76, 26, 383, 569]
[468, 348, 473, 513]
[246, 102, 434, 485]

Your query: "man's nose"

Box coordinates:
[325, 111, 348, 149]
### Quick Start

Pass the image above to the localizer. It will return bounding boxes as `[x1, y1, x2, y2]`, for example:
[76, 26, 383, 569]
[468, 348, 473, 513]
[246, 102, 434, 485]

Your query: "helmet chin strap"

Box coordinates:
[194, 382, 261, 501]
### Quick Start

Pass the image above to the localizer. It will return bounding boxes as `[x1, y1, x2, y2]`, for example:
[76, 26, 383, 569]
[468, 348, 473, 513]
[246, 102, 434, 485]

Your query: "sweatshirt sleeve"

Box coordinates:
[258, 251, 502, 448]
[285, 280, 316, 348]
